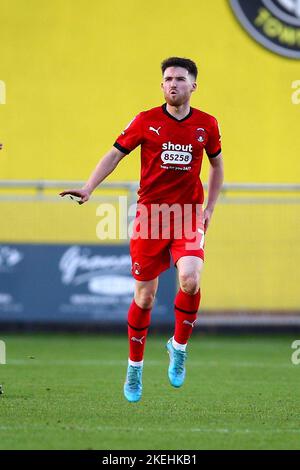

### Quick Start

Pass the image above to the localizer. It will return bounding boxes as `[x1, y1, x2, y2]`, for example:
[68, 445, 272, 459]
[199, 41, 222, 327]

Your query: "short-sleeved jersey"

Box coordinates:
[114, 103, 221, 205]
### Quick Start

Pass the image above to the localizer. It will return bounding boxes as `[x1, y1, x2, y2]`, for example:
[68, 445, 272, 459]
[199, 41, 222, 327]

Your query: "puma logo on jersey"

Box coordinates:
[149, 126, 161, 136]
[131, 336, 145, 344]
[183, 320, 197, 327]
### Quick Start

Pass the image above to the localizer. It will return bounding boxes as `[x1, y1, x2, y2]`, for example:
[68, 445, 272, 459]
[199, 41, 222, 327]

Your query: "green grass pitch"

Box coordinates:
[0, 333, 299, 450]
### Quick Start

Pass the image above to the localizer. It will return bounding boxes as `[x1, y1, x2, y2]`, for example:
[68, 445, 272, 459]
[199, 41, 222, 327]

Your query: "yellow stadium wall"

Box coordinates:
[1, 0, 300, 182]
[0, 0, 299, 312]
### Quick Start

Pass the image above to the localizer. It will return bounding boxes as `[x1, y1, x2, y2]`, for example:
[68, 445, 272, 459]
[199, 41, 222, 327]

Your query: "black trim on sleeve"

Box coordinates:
[207, 148, 222, 159]
[113, 142, 131, 155]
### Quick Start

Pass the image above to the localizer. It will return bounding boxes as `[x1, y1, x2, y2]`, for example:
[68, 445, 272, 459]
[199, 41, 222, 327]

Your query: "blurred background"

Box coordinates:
[0, 0, 300, 331]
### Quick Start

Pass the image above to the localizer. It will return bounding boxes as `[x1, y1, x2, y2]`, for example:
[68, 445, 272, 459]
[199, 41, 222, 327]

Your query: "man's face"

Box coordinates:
[161, 66, 197, 107]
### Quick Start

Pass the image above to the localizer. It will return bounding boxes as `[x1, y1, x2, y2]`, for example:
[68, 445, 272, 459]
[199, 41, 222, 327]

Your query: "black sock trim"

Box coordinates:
[174, 305, 198, 315]
[128, 322, 150, 331]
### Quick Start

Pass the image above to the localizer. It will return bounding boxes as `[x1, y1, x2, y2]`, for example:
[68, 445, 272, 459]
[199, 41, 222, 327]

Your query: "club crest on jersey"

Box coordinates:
[133, 262, 141, 275]
[230, 0, 300, 59]
[196, 128, 208, 144]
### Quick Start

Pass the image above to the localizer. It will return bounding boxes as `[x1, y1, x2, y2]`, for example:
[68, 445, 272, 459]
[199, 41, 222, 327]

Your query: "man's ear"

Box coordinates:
[192, 82, 197, 92]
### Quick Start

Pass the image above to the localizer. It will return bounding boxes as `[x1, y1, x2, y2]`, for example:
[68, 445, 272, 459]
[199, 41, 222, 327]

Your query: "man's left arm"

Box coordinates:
[203, 154, 224, 232]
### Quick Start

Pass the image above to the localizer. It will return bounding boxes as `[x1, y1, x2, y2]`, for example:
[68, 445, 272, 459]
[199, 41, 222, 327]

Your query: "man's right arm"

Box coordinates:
[59, 146, 126, 204]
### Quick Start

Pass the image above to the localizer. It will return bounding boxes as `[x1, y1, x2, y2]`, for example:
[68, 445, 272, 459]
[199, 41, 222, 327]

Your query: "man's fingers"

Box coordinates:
[59, 190, 74, 197]
[59, 190, 81, 197]
[59, 189, 89, 204]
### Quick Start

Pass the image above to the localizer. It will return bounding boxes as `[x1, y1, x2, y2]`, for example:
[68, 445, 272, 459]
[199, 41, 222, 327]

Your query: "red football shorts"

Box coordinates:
[130, 203, 205, 281]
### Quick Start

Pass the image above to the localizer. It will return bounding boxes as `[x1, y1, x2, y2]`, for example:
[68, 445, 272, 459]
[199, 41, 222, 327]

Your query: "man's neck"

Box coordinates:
[166, 102, 191, 120]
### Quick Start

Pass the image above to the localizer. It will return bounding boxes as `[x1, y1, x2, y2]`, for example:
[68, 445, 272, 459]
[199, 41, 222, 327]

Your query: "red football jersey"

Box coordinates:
[114, 103, 221, 205]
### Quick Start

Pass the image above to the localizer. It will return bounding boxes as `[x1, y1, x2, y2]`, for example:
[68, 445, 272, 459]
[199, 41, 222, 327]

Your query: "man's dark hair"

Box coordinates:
[161, 57, 198, 80]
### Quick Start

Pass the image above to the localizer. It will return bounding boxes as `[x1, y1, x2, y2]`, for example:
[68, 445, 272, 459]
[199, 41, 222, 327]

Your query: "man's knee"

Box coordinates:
[135, 288, 156, 309]
[179, 272, 200, 295]
[134, 278, 158, 309]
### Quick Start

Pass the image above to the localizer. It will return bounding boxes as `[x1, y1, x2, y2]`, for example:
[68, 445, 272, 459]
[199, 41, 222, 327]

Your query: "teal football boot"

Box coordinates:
[166, 338, 187, 388]
[124, 364, 143, 402]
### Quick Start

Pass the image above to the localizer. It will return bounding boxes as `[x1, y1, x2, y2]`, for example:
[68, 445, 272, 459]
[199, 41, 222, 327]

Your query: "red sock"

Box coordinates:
[127, 300, 151, 362]
[174, 289, 201, 344]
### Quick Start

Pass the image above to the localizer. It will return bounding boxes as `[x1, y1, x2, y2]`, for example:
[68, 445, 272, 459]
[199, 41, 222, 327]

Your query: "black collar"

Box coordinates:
[162, 103, 193, 122]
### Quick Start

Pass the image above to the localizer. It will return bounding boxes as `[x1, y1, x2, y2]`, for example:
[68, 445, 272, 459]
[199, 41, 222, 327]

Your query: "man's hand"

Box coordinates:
[59, 188, 90, 205]
[203, 207, 213, 233]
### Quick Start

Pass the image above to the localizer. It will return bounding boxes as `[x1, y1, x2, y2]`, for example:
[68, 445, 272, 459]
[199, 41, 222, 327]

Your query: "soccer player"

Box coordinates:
[60, 57, 224, 403]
